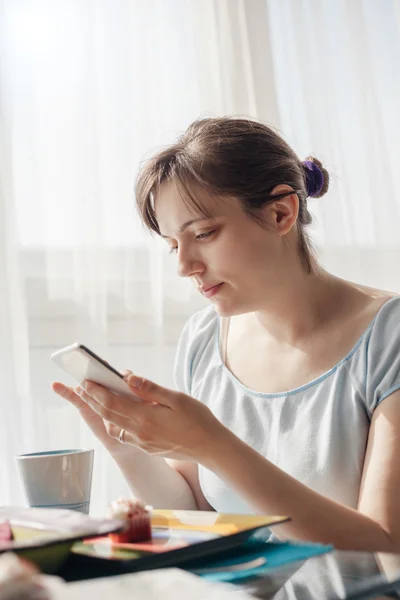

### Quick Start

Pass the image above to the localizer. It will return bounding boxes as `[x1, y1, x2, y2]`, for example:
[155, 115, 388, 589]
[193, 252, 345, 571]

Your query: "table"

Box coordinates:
[243, 550, 400, 599]
[59, 547, 400, 599]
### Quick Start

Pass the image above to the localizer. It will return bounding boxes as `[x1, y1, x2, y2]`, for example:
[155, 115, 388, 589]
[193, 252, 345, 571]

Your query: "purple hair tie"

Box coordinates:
[302, 160, 324, 198]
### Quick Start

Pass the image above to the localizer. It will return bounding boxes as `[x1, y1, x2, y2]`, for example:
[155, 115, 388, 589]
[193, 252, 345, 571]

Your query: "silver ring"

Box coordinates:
[118, 428, 126, 444]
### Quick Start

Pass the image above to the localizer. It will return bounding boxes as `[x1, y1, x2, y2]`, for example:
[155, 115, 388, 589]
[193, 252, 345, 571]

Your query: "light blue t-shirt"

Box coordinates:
[174, 296, 400, 514]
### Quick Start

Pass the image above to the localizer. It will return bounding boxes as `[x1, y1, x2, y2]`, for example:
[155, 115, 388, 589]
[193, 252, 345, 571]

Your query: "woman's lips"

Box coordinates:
[202, 283, 224, 298]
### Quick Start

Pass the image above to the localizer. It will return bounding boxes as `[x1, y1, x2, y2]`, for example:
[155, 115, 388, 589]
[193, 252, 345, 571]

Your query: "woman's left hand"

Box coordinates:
[75, 374, 226, 462]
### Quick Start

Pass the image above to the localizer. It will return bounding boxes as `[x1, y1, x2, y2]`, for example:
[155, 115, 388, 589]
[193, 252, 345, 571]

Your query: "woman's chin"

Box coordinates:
[212, 299, 249, 318]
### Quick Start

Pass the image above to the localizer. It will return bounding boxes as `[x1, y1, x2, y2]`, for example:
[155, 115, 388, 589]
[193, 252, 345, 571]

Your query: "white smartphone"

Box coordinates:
[50, 343, 140, 400]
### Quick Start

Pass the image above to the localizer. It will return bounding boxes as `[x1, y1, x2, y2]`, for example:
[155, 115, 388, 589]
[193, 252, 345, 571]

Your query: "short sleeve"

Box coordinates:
[173, 315, 195, 395]
[173, 305, 218, 395]
[365, 297, 400, 411]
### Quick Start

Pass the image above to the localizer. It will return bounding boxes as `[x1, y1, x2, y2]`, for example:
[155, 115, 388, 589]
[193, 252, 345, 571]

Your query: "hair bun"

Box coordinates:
[302, 156, 329, 198]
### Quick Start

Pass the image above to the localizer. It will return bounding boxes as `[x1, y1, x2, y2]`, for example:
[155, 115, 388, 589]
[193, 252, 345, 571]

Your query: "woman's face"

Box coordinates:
[155, 179, 287, 317]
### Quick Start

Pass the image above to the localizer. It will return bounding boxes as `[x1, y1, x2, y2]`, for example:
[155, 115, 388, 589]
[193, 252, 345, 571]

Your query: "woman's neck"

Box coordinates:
[250, 268, 350, 346]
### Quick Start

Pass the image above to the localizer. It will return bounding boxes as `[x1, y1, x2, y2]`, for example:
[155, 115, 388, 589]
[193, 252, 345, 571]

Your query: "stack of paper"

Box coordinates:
[44, 568, 254, 600]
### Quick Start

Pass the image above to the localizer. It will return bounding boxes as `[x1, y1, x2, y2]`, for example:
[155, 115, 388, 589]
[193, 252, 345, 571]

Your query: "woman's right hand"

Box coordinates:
[51, 370, 135, 457]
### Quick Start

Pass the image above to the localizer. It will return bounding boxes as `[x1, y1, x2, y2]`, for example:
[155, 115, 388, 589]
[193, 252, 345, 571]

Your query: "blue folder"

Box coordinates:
[189, 539, 332, 583]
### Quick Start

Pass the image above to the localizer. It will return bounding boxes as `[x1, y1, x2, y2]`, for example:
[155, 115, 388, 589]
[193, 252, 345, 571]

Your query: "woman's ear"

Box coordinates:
[263, 184, 299, 236]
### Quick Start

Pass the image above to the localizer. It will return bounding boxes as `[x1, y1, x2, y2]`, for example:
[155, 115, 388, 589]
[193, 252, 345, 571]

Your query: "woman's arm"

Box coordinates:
[204, 389, 400, 552]
[76, 376, 400, 550]
[112, 452, 214, 510]
[52, 382, 200, 510]
[165, 459, 215, 511]
[110, 451, 200, 510]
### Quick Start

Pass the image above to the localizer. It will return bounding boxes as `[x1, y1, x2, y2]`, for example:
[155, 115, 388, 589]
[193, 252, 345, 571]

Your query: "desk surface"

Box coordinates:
[243, 549, 400, 599]
[60, 546, 400, 599]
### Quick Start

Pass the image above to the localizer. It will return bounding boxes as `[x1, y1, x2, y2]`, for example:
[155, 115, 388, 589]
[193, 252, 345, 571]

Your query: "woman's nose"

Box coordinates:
[177, 248, 204, 279]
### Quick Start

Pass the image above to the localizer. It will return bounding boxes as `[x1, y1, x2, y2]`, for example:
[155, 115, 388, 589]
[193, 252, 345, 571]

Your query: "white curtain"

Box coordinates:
[0, 0, 36, 503]
[1, 0, 399, 513]
[266, 0, 400, 287]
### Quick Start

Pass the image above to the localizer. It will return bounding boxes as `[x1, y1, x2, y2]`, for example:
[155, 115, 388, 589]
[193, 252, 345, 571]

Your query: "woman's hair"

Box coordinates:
[135, 116, 329, 272]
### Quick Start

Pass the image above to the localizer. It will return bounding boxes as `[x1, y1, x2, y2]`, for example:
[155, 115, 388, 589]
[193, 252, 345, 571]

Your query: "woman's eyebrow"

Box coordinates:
[160, 217, 212, 238]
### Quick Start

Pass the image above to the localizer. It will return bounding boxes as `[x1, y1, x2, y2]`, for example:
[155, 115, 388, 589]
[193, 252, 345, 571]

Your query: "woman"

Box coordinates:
[53, 117, 400, 551]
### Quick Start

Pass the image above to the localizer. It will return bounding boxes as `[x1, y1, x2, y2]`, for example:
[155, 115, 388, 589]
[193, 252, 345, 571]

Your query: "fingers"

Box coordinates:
[81, 380, 144, 418]
[80, 392, 148, 448]
[104, 421, 120, 438]
[104, 420, 127, 442]
[125, 375, 177, 408]
[77, 385, 157, 446]
[57, 379, 166, 447]
[104, 420, 133, 442]
[52, 382, 86, 410]
[76, 385, 129, 428]
[104, 420, 140, 447]
[121, 369, 133, 378]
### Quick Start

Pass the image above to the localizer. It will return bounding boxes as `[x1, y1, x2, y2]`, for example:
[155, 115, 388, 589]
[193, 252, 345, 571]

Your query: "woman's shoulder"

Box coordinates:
[350, 283, 398, 312]
[349, 290, 400, 358]
[363, 294, 400, 357]
[341, 284, 399, 343]
[183, 305, 218, 333]
[367, 293, 400, 333]
[361, 294, 400, 410]
[174, 305, 219, 394]
[179, 305, 218, 353]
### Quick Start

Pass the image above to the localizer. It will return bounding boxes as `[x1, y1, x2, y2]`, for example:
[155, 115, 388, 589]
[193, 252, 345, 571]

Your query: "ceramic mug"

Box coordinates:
[15, 449, 94, 514]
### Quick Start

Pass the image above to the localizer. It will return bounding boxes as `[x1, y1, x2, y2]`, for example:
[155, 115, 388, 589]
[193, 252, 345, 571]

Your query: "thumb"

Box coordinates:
[125, 374, 176, 407]
[121, 369, 133, 378]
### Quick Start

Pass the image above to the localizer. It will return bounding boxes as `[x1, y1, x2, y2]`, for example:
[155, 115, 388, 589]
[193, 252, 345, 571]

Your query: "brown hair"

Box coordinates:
[135, 117, 329, 272]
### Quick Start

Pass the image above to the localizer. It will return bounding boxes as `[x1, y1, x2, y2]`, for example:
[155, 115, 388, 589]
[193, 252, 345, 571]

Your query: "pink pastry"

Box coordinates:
[108, 498, 152, 543]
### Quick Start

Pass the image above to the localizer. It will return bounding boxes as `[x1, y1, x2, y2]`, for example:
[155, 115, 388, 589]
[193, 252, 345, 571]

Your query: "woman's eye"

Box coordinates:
[195, 230, 215, 241]
[167, 230, 216, 254]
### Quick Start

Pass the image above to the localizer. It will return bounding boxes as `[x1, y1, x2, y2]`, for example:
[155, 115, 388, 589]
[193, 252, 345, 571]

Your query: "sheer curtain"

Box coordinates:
[266, 0, 400, 287]
[1, 0, 399, 512]
[0, 3, 35, 503]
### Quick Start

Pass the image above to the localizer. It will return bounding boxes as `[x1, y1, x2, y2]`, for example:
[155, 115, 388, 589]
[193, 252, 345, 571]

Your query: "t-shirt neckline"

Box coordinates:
[215, 296, 400, 398]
